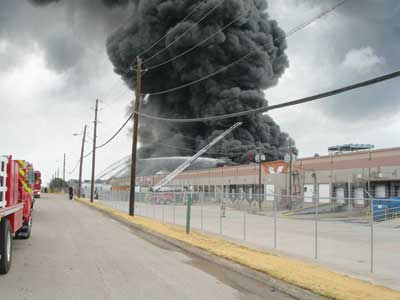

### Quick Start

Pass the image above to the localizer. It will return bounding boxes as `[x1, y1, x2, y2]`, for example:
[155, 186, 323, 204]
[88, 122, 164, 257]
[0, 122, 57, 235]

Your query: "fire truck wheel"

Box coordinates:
[0, 219, 12, 274]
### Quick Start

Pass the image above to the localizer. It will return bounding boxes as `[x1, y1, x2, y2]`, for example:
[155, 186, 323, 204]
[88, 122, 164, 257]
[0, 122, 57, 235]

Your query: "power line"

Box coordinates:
[80, 0, 347, 155]
[144, 0, 347, 96]
[96, 113, 134, 149]
[140, 0, 226, 67]
[96, 155, 131, 179]
[68, 159, 81, 175]
[99, 1, 209, 106]
[68, 150, 93, 175]
[136, 70, 400, 123]
[146, 14, 243, 71]
[101, 0, 344, 116]
[136, 0, 207, 59]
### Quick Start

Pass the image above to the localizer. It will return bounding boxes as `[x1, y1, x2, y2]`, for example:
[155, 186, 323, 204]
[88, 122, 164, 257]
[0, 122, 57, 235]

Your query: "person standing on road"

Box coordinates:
[68, 186, 73, 200]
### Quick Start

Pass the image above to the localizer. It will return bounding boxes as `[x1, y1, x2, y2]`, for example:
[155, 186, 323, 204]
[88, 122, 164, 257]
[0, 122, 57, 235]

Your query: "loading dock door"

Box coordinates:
[266, 184, 274, 201]
[319, 184, 330, 203]
[304, 185, 314, 203]
[375, 185, 386, 198]
[354, 187, 365, 205]
[336, 187, 345, 204]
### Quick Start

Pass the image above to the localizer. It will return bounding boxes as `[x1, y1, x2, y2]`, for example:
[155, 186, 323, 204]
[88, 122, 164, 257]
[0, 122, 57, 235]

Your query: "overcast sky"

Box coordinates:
[0, 0, 399, 185]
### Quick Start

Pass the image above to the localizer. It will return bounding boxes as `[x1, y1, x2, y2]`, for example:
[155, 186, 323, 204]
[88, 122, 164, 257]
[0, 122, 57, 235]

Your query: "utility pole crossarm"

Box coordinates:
[153, 122, 242, 192]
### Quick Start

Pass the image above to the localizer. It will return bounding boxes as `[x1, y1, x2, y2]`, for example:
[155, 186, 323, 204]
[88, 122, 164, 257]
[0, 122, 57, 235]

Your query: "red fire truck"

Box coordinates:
[0, 156, 34, 274]
[33, 171, 42, 199]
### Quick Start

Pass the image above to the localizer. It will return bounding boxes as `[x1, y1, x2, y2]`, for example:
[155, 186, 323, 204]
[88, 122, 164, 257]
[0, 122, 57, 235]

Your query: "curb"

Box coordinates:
[75, 198, 400, 300]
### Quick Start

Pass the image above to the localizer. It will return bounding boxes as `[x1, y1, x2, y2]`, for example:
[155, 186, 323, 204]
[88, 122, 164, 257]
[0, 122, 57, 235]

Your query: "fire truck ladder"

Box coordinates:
[152, 122, 242, 192]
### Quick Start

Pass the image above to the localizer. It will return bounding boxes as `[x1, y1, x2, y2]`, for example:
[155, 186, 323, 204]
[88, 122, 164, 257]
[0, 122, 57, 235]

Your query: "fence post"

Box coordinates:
[243, 202, 247, 240]
[162, 202, 165, 223]
[173, 196, 176, 225]
[314, 195, 319, 260]
[366, 189, 374, 273]
[219, 196, 223, 235]
[201, 192, 204, 231]
[274, 193, 277, 249]
[186, 192, 192, 234]
[153, 197, 156, 219]
[312, 172, 318, 259]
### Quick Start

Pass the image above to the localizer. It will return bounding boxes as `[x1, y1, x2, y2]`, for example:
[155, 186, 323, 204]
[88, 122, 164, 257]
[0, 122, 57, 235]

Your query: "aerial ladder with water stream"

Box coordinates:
[152, 122, 242, 192]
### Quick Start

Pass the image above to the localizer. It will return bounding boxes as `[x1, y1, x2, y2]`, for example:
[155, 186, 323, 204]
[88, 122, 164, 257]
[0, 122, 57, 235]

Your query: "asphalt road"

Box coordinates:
[0, 194, 295, 300]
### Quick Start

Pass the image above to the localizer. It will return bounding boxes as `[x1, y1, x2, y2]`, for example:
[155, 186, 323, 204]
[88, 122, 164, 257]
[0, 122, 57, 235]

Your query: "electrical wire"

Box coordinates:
[99, 1, 209, 104]
[146, 13, 243, 71]
[102, 0, 344, 113]
[135, 0, 207, 59]
[96, 155, 131, 179]
[96, 113, 134, 149]
[136, 70, 400, 123]
[67, 151, 93, 175]
[68, 159, 81, 175]
[144, 0, 347, 96]
[83, 0, 347, 154]
[140, 0, 226, 66]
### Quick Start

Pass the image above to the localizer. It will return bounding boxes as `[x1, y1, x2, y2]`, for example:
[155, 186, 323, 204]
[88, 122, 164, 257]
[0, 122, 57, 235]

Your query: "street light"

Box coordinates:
[73, 132, 93, 141]
[72, 125, 87, 198]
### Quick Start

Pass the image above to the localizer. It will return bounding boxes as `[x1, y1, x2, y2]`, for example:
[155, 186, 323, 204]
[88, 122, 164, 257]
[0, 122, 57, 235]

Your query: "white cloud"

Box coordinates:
[264, 0, 399, 157]
[342, 47, 385, 73]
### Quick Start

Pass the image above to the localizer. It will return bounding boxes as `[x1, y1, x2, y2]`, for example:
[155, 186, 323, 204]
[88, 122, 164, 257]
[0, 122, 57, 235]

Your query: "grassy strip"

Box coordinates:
[77, 198, 400, 300]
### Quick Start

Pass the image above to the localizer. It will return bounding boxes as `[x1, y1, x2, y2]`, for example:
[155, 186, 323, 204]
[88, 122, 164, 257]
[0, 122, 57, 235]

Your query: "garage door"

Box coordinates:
[354, 187, 365, 205]
[375, 185, 386, 198]
[304, 184, 314, 203]
[336, 187, 345, 204]
[319, 184, 330, 203]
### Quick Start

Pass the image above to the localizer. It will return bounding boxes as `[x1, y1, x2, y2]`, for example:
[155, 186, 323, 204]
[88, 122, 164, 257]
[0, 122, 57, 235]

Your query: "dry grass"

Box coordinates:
[77, 198, 400, 300]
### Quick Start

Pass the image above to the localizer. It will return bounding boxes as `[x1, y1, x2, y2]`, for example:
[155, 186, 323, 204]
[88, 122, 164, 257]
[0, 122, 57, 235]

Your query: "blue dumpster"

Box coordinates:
[373, 197, 400, 221]
[373, 203, 389, 221]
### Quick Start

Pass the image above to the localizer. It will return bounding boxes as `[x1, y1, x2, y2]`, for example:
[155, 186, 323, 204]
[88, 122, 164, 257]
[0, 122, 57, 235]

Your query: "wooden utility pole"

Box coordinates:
[289, 152, 292, 209]
[63, 153, 66, 181]
[90, 99, 99, 203]
[129, 57, 142, 216]
[258, 149, 262, 210]
[78, 125, 87, 198]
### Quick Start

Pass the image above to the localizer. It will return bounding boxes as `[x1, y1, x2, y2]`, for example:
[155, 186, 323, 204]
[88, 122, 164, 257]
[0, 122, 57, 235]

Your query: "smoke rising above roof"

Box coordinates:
[107, 0, 296, 163]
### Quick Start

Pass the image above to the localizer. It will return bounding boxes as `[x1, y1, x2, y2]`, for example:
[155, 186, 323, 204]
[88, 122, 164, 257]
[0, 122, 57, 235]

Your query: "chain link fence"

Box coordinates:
[97, 189, 400, 285]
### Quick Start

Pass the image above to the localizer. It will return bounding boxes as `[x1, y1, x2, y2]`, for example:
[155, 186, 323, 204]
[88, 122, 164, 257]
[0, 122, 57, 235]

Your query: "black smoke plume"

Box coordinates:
[107, 0, 296, 163]
[28, 0, 129, 7]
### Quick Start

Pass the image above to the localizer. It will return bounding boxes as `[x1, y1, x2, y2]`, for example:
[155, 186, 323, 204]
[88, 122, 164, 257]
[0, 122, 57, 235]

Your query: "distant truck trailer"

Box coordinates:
[0, 156, 34, 274]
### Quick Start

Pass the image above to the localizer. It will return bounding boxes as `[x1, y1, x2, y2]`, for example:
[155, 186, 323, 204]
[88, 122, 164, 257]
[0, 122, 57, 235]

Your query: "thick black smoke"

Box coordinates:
[28, 0, 130, 7]
[107, 0, 296, 163]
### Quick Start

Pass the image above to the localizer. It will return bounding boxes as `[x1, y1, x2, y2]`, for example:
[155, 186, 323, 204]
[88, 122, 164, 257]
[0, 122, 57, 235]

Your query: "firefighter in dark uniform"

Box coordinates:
[68, 186, 73, 200]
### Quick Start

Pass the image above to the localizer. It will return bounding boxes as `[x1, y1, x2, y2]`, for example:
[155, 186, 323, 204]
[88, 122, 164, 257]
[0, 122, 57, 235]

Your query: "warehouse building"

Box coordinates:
[110, 146, 400, 208]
